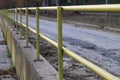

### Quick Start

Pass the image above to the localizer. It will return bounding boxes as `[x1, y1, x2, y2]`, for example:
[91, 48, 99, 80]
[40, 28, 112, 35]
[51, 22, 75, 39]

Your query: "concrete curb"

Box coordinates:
[1, 18, 58, 80]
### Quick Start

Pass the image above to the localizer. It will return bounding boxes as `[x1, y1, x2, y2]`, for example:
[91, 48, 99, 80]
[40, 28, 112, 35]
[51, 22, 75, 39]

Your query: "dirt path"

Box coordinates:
[40, 12, 120, 33]
[27, 32, 103, 80]
[16, 15, 120, 79]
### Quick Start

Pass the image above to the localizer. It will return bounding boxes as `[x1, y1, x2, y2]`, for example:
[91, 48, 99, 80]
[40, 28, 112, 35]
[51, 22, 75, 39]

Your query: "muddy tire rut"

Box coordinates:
[26, 30, 103, 80]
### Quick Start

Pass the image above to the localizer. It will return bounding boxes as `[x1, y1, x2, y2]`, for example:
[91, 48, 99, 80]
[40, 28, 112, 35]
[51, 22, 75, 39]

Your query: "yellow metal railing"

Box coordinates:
[5, 4, 120, 80]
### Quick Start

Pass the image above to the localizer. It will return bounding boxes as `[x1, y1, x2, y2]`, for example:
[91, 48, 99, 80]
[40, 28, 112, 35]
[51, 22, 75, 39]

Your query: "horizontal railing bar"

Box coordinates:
[17, 8, 27, 10]
[16, 20, 58, 47]
[17, 8, 35, 10]
[21, 8, 26, 10]
[28, 7, 57, 10]
[28, 7, 36, 10]
[63, 4, 120, 12]
[40, 33, 58, 47]
[63, 47, 120, 80]
[39, 7, 57, 10]
[10, 4, 120, 12]
[13, 17, 119, 80]
[15, 7, 57, 10]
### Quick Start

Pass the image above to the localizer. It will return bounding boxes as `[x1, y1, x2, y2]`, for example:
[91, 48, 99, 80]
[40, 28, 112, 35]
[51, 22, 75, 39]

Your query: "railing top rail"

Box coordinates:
[63, 4, 120, 12]
[27, 7, 36, 10]
[39, 7, 57, 10]
[17, 7, 57, 10]
[9, 4, 120, 12]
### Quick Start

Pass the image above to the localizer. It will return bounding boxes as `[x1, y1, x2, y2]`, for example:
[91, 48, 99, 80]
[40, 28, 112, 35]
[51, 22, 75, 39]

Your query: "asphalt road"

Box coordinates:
[19, 15, 120, 77]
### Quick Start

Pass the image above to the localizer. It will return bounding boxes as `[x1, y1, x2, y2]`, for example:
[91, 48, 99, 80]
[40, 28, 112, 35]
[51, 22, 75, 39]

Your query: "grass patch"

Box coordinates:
[9, 65, 15, 71]
[8, 65, 17, 79]
[6, 50, 11, 58]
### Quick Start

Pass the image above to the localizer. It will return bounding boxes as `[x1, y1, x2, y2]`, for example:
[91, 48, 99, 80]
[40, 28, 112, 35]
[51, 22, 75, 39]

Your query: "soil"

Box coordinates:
[27, 30, 103, 80]
[0, 68, 17, 80]
[16, 12, 120, 79]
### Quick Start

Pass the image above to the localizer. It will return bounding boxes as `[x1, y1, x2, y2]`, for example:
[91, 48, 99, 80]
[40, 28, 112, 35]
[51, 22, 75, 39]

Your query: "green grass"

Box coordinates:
[6, 50, 11, 58]
[9, 65, 15, 71]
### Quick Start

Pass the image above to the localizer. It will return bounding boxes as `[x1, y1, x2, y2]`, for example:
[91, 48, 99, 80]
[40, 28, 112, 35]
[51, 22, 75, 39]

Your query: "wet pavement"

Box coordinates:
[0, 26, 16, 80]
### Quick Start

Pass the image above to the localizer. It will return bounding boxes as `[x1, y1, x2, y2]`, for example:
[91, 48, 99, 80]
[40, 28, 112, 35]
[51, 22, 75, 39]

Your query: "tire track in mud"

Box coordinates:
[26, 31, 103, 80]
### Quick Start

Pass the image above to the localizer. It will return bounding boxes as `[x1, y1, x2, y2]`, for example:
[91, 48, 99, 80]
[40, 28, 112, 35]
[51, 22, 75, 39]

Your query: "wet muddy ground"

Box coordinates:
[15, 14, 120, 79]
[0, 69, 17, 80]
[10, 13, 120, 79]
[19, 14, 120, 78]
[27, 31, 103, 80]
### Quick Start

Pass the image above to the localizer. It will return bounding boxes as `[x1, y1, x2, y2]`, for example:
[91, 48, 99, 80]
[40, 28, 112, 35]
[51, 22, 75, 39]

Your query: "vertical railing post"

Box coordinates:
[10, 10, 14, 28]
[26, 8, 29, 47]
[11, 10, 13, 27]
[20, 8, 22, 38]
[13, 9, 15, 30]
[36, 7, 40, 60]
[57, 6, 63, 80]
[9, 10, 11, 26]
[16, 8, 18, 33]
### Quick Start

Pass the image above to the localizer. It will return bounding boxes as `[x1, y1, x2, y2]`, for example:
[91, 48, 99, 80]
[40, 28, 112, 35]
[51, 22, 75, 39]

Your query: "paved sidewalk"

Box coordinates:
[0, 26, 16, 80]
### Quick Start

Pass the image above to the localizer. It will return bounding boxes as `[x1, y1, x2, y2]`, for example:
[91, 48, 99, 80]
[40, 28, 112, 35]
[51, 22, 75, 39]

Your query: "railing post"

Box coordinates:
[8, 10, 12, 27]
[36, 7, 40, 60]
[10, 11, 12, 27]
[57, 6, 63, 80]
[16, 8, 18, 33]
[20, 8, 22, 38]
[26, 8, 29, 47]
[13, 9, 15, 30]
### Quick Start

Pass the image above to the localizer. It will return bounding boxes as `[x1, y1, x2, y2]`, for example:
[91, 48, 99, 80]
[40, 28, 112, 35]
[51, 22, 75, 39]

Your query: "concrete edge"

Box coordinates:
[1, 18, 58, 80]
